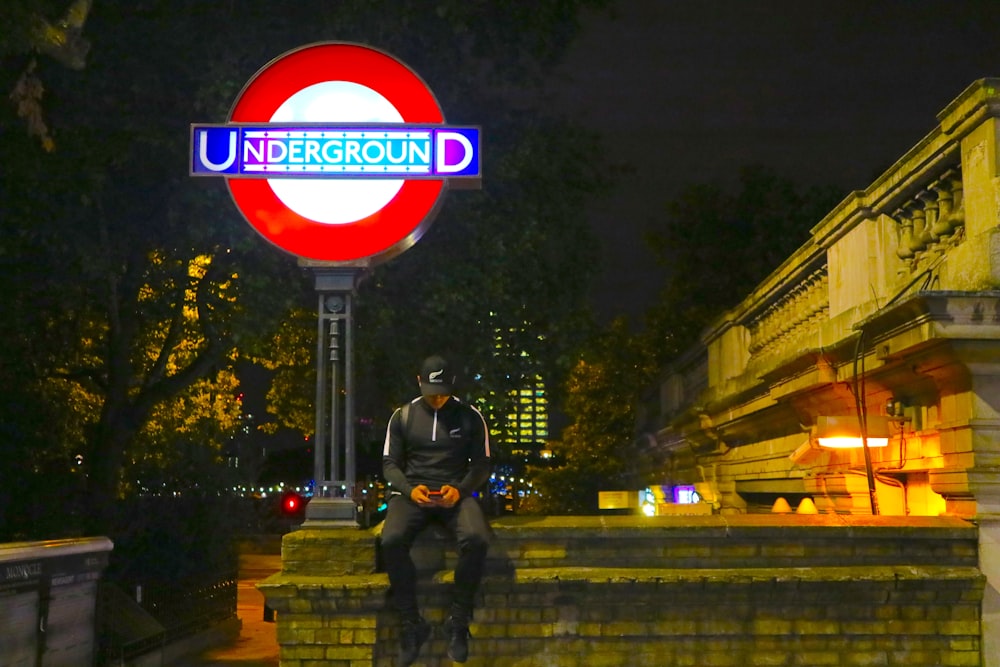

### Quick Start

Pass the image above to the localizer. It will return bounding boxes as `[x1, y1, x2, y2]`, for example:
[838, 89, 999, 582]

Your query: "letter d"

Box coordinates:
[435, 131, 475, 174]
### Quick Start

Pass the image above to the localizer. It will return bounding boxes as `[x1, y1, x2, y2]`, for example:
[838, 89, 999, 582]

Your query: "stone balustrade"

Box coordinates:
[893, 167, 964, 268]
[747, 266, 828, 360]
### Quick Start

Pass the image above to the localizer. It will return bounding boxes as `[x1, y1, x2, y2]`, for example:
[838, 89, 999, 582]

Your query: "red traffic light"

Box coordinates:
[281, 491, 304, 515]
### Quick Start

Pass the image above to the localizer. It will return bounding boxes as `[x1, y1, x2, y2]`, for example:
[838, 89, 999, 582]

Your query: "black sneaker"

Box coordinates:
[399, 617, 431, 666]
[444, 616, 471, 663]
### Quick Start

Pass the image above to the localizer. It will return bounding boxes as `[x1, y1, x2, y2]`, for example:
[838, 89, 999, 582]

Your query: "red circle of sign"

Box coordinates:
[227, 43, 446, 262]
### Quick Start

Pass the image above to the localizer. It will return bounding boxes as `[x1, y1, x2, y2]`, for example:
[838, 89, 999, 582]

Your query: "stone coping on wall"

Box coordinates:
[260, 564, 983, 591]
[281, 513, 978, 551]
[484, 513, 975, 538]
[0, 535, 114, 562]
[274, 513, 978, 579]
[481, 514, 979, 571]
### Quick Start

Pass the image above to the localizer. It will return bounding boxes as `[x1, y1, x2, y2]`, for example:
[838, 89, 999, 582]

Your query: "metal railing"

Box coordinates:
[97, 573, 237, 665]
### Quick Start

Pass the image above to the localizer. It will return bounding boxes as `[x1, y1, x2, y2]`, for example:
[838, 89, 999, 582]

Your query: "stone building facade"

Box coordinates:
[635, 78, 1000, 664]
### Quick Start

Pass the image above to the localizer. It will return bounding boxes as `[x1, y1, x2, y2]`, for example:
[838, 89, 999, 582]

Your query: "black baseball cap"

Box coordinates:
[419, 355, 455, 396]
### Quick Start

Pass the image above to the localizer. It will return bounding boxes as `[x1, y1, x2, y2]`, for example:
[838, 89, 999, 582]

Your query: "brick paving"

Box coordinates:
[186, 554, 280, 666]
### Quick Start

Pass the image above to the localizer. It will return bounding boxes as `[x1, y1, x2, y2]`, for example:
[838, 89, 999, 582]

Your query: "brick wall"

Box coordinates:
[259, 515, 984, 667]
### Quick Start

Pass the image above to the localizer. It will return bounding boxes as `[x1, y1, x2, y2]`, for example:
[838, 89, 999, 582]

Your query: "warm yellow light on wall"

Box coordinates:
[815, 415, 890, 449]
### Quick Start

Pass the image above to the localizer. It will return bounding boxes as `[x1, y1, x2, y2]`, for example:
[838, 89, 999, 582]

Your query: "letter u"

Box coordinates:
[198, 129, 237, 172]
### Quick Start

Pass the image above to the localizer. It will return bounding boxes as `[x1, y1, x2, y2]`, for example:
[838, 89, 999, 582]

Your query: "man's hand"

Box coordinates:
[410, 484, 461, 507]
[411, 485, 434, 506]
[437, 485, 461, 508]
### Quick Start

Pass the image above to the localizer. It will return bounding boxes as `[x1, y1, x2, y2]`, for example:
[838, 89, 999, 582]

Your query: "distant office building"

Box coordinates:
[507, 377, 549, 457]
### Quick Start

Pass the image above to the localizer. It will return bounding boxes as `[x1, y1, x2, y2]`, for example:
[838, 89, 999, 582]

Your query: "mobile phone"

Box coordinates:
[428, 489, 443, 497]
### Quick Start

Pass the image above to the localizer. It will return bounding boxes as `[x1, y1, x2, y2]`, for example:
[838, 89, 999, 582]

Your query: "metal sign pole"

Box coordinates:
[304, 266, 363, 525]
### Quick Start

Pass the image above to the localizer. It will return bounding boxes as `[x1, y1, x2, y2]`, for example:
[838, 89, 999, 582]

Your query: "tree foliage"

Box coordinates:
[2, 0, 94, 149]
[643, 166, 844, 351]
[536, 167, 845, 514]
[0, 0, 612, 537]
[527, 318, 659, 514]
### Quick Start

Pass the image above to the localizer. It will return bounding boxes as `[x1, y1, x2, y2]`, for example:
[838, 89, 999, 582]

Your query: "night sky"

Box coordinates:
[544, 0, 1000, 323]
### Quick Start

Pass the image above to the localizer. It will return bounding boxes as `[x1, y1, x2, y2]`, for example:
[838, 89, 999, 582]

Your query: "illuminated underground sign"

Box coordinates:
[191, 125, 479, 178]
[189, 42, 482, 263]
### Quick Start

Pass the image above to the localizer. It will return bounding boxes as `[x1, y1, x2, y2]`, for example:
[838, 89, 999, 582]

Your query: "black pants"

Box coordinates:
[381, 495, 491, 622]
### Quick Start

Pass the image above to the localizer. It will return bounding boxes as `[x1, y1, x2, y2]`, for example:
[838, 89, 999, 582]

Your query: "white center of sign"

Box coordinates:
[268, 81, 404, 225]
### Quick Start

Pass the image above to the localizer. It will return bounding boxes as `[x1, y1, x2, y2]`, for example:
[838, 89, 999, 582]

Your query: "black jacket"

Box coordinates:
[382, 396, 491, 499]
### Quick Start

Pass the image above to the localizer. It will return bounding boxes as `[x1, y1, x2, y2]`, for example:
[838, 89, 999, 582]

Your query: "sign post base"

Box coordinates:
[303, 497, 357, 527]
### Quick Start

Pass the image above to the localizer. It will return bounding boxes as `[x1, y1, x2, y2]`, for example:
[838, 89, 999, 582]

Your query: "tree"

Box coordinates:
[527, 318, 658, 514]
[530, 167, 845, 514]
[0, 0, 91, 65]
[643, 165, 843, 350]
[2, 0, 94, 150]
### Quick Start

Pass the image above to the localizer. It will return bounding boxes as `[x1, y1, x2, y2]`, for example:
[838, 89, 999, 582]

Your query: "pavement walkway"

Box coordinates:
[185, 554, 281, 666]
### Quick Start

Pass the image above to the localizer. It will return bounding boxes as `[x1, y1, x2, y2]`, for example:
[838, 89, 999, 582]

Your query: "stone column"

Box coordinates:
[980, 514, 1000, 667]
[259, 526, 387, 666]
[932, 364, 1000, 667]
